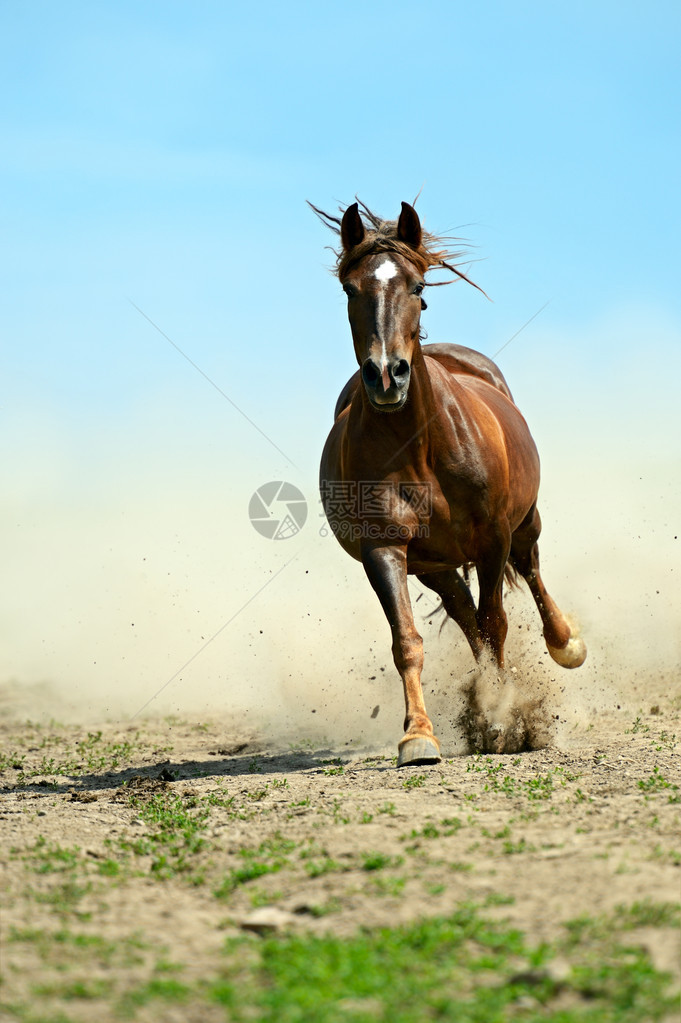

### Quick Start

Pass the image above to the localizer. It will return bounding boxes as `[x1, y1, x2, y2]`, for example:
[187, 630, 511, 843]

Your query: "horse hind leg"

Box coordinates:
[510, 506, 587, 668]
[417, 569, 484, 661]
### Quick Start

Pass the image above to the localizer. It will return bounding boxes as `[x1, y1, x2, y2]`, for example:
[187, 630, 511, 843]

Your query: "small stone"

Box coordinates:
[240, 907, 296, 934]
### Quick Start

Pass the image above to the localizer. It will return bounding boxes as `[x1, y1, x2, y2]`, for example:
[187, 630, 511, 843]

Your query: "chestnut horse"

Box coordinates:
[313, 200, 586, 765]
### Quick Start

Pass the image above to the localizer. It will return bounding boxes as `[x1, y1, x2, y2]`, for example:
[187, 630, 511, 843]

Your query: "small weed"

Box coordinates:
[216, 835, 296, 897]
[481, 825, 511, 840]
[362, 852, 403, 871]
[248, 786, 270, 801]
[303, 897, 342, 917]
[32, 879, 93, 918]
[638, 766, 680, 801]
[96, 858, 121, 878]
[32, 977, 114, 999]
[441, 817, 463, 835]
[0, 750, 26, 771]
[304, 856, 342, 878]
[119, 973, 191, 1011]
[404, 822, 440, 841]
[402, 773, 427, 789]
[250, 888, 283, 907]
[502, 837, 536, 855]
[117, 791, 210, 879]
[24, 836, 80, 874]
[202, 789, 236, 811]
[371, 875, 407, 896]
[330, 798, 350, 824]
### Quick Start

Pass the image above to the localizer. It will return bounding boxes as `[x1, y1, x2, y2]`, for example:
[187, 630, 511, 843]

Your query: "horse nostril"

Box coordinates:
[362, 360, 380, 387]
[393, 359, 410, 381]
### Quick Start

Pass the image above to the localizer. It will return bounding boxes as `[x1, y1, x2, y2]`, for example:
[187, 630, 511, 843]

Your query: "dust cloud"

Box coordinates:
[2, 347, 680, 755]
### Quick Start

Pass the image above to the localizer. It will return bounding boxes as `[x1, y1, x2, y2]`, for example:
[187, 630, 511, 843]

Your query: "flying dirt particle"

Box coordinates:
[371, 705, 380, 719]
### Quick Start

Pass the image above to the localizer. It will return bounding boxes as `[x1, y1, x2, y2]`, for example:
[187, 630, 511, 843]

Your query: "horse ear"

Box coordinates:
[397, 201, 422, 248]
[341, 203, 365, 251]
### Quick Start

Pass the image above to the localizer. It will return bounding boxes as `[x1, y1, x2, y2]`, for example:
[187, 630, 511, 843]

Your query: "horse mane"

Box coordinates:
[307, 198, 487, 297]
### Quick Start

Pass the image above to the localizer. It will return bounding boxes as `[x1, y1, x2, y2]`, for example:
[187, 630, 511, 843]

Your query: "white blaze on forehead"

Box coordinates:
[374, 258, 398, 283]
[373, 259, 398, 381]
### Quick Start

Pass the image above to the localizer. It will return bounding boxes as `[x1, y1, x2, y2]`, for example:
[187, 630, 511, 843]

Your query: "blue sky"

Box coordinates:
[2, 1, 679, 714]
[3, 2, 679, 425]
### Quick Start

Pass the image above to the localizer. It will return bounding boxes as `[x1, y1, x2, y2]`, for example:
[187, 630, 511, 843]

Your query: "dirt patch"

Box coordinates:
[0, 661, 679, 1020]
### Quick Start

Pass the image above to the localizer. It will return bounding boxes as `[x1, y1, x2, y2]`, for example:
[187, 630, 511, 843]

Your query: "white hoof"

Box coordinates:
[547, 634, 587, 669]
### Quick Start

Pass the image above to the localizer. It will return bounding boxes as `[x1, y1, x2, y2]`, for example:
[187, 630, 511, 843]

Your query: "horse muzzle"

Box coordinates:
[361, 356, 411, 411]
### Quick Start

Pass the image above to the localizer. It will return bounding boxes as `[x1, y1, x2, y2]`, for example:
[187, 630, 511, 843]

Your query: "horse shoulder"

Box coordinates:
[424, 367, 538, 521]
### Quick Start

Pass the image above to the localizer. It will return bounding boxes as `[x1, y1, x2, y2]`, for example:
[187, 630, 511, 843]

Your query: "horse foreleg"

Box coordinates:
[510, 506, 587, 668]
[362, 544, 441, 766]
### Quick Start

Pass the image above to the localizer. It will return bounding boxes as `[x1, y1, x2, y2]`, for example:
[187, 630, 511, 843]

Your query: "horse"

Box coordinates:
[311, 199, 586, 766]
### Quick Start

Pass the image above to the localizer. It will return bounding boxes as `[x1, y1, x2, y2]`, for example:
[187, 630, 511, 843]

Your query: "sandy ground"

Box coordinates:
[1, 650, 679, 1020]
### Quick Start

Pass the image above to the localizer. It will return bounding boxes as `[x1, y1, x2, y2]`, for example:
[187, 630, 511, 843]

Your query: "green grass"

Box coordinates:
[361, 851, 404, 872]
[638, 766, 680, 801]
[206, 901, 678, 1022]
[22, 836, 81, 874]
[215, 834, 298, 897]
[116, 790, 209, 878]
[402, 773, 428, 789]
[4, 901, 677, 1022]
[2, 726, 153, 780]
[465, 758, 582, 802]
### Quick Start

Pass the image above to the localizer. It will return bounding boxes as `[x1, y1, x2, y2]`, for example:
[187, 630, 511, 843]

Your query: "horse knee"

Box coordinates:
[391, 630, 423, 674]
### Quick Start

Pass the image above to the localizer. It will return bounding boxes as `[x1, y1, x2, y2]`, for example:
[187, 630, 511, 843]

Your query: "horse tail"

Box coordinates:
[504, 561, 522, 590]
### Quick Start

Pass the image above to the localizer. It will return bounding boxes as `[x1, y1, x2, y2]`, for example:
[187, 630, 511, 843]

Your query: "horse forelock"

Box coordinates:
[307, 199, 484, 295]
[338, 234, 433, 280]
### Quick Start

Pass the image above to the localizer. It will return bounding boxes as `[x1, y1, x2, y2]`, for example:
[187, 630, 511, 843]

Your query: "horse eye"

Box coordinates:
[343, 283, 357, 297]
[413, 283, 425, 296]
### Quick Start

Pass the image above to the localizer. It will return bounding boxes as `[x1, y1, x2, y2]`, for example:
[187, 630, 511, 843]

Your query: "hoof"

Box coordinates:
[547, 634, 587, 669]
[397, 734, 441, 768]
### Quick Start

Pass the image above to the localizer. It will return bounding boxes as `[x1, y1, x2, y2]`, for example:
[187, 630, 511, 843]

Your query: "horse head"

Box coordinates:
[339, 202, 426, 412]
